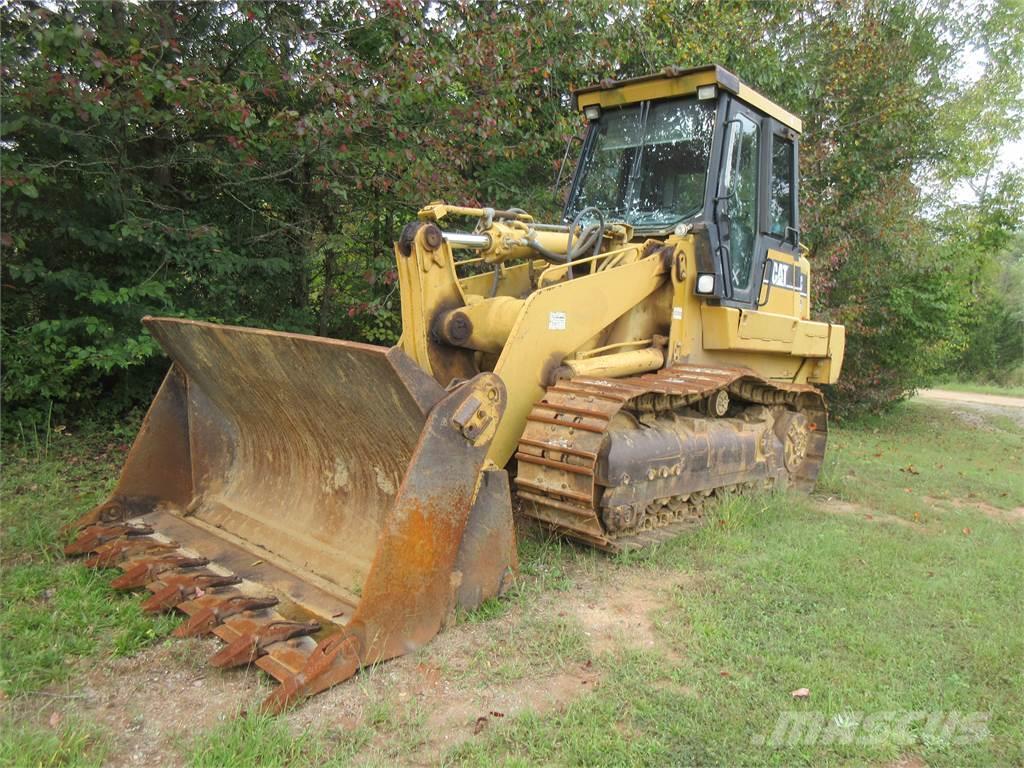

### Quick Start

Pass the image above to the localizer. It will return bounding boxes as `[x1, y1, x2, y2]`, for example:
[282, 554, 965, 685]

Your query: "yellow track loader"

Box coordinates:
[65, 65, 844, 712]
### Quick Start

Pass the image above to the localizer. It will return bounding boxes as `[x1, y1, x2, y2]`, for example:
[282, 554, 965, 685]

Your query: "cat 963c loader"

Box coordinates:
[65, 65, 844, 712]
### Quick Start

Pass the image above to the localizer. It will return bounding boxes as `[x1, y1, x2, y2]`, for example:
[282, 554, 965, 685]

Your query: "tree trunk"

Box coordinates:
[318, 251, 337, 338]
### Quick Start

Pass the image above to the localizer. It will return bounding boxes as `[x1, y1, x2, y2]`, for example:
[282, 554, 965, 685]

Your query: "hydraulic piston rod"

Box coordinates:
[443, 224, 570, 264]
[442, 231, 491, 249]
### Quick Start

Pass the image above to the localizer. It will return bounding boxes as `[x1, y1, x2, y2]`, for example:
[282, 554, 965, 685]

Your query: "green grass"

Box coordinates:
[1, 431, 176, 695]
[459, 531, 600, 625]
[185, 712, 372, 768]
[446, 402, 1024, 767]
[1, 562, 179, 693]
[0, 715, 109, 768]
[461, 613, 591, 685]
[2, 401, 1021, 766]
[819, 400, 1023, 515]
[932, 380, 1024, 398]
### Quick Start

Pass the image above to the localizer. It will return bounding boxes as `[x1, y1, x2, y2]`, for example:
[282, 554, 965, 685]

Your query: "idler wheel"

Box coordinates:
[776, 411, 810, 472]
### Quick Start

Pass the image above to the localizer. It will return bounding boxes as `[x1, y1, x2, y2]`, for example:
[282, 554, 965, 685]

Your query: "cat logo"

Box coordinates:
[764, 259, 808, 295]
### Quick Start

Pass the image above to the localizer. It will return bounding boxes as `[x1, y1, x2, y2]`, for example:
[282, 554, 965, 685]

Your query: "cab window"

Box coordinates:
[769, 135, 794, 238]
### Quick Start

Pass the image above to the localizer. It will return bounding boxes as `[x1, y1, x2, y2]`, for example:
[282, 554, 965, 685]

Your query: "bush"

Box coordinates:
[2, 1, 1021, 421]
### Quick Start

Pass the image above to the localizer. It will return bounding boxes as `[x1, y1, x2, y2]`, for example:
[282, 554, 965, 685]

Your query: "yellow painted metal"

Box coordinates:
[757, 248, 809, 318]
[574, 338, 655, 358]
[394, 223, 675, 467]
[533, 241, 642, 287]
[575, 65, 802, 133]
[661, 232, 844, 381]
[438, 296, 525, 353]
[736, 84, 802, 133]
[478, 223, 568, 265]
[807, 325, 845, 384]
[666, 237, 696, 365]
[488, 253, 669, 466]
[575, 70, 720, 111]
[417, 202, 533, 223]
[395, 226, 476, 384]
[700, 305, 830, 358]
[469, 221, 630, 267]
[555, 347, 665, 380]
[737, 309, 802, 346]
[459, 259, 546, 299]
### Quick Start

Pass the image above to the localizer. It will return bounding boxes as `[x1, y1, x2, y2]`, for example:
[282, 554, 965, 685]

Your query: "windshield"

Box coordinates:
[566, 97, 716, 231]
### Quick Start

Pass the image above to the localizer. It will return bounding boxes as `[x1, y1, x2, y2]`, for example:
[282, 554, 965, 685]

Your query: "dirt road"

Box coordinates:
[917, 388, 1024, 408]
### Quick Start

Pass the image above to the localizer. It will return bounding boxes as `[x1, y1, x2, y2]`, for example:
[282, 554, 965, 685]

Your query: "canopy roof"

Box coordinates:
[574, 64, 802, 134]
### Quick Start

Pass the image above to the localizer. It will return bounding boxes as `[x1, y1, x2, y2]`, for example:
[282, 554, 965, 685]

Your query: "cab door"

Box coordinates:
[715, 100, 764, 306]
[715, 100, 803, 314]
[757, 122, 804, 317]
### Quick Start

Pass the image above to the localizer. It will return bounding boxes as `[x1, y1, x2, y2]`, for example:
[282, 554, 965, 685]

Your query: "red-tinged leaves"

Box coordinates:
[2, 0, 1020, 418]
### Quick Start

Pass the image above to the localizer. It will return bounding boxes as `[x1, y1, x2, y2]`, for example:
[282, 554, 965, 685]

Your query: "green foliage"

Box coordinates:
[2, 0, 1022, 418]
[940, 175, 1024, 385]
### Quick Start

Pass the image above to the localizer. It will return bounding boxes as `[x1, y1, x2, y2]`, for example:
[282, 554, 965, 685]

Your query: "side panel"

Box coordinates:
[489, 253, 668, 466]
[757, 248, 807, 318]
[666, 236, 843, 383]
[701, 306, 830, 358]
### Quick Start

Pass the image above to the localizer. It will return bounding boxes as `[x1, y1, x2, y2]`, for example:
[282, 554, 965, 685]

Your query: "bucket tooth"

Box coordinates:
[63, 500, 126, 536]
[64, 522, 153, 556]
[211, 611, 294, 645]
[83, 539, 178, 569]
[110, 555, 208, 590]
[172, 595, 279, 638]
[255, 637, 317, 683]
[209, 620, 321, 669]
[141, 572, 242, 613]
[261, 631, 361, 714]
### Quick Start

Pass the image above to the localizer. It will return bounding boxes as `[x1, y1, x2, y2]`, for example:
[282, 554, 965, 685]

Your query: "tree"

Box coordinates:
[3, 0, 1022, 422]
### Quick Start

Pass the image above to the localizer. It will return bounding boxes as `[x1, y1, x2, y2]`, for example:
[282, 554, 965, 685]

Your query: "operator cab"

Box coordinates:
[568, 65, 802, 309]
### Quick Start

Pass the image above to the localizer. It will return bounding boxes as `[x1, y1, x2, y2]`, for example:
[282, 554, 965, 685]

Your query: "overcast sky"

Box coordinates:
[953, 50, 1023, 203]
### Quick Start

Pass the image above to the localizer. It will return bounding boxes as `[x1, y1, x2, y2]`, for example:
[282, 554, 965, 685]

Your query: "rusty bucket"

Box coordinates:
[65, 318, 516, 711]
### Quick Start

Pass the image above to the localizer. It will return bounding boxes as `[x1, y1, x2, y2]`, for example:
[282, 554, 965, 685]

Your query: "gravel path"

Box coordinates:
[917, 389, 1024, 408]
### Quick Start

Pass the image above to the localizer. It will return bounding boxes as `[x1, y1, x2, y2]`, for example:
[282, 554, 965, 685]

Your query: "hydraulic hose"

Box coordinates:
[523, 206, 607, 273]
[524, 226, 599, 265]
[565, 207, 606, 278]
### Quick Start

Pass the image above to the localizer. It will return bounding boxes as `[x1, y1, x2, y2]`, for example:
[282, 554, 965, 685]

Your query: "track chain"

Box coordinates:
[515, 364, 828, 551]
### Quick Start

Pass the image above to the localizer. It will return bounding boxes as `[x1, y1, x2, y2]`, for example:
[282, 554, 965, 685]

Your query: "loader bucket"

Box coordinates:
[65, 318, 516, 711]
